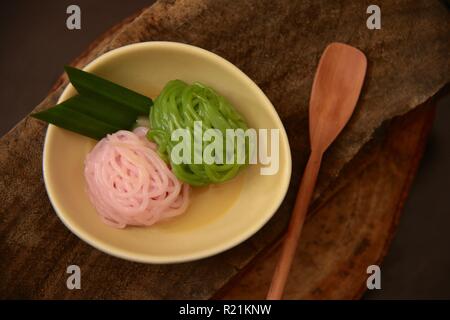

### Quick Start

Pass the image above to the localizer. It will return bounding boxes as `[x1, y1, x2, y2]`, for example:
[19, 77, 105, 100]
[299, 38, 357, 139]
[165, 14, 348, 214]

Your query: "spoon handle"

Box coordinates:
[267, 150, 323, 300]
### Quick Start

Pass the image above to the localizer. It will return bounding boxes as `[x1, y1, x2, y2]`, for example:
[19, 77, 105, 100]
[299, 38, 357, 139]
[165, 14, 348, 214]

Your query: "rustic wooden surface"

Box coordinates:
[220, 103, 436, 299]
[0, 0, 448, 299]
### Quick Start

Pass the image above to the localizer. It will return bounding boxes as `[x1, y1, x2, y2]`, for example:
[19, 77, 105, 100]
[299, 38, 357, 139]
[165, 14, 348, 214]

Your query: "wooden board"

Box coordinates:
[219, 102, 436, 299]
[0, 0, 448, 299]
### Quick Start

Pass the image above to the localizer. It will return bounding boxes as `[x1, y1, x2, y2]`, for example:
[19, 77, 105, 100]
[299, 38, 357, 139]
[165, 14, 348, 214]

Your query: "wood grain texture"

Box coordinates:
[220, 102, 436, 299]
[0, 0, 448, 299]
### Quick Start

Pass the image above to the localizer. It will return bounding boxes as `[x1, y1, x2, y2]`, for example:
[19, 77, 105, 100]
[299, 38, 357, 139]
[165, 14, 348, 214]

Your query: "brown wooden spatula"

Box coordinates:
[267, 42, 367, 300]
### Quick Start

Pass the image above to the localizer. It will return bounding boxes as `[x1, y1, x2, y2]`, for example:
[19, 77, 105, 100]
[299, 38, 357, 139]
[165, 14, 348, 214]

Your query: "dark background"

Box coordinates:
[1, 1, 449, 299]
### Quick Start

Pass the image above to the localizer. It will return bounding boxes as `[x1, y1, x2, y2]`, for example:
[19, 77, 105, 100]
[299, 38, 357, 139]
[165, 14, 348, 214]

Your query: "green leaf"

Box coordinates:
[61, 95, 137, 129]
[65, 66, 153, 115]
[32, 104, 121, 140]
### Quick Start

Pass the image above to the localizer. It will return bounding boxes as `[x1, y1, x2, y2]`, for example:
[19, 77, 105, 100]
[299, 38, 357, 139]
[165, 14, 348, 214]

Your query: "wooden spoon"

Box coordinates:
[267, 42, 367, 300]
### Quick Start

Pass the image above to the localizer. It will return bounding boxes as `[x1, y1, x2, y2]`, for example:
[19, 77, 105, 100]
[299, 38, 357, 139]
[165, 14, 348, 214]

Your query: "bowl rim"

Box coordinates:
[43, 41, 292, 264]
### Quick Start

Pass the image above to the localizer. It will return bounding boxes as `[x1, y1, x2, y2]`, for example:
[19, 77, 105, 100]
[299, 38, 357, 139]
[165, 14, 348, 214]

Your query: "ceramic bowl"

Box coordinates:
[43, 42, 291, 263]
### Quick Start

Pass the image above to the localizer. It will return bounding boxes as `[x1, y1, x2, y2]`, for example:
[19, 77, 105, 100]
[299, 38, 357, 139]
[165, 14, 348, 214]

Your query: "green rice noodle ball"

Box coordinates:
[148, 80, 250, 186]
